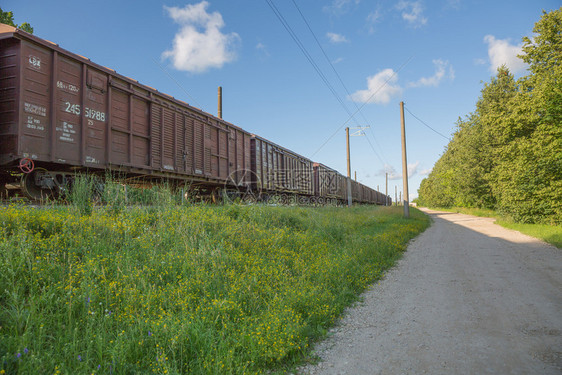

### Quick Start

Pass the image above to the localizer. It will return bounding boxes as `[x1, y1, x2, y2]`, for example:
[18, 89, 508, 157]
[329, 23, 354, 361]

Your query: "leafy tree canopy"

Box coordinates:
[0, 7, 33, 34]
[418, 7, 562, 225]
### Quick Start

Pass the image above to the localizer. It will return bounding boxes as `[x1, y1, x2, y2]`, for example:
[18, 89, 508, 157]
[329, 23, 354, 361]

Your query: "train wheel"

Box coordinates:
[298, 196, 310, 205]
[22, 169, 56, 201]
[267, 195, 281, 205]
[242, 191, 258, 204]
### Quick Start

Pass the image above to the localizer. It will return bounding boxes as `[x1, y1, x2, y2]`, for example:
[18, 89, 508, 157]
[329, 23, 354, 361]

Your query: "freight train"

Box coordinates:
[0, 23, 390, 205]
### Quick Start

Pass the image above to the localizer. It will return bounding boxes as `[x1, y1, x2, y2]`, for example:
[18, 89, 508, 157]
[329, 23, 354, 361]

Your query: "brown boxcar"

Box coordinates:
[0, 24, 252, 197]
[250, 135, 314, 196]
[313, 162, 347, 202]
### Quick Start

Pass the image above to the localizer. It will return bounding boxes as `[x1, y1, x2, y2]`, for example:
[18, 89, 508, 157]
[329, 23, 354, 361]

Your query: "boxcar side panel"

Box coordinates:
[0, 37, 20, 163]
[19, 41, 52, 161]
[162, 107, 175, 171]
[228, 129, 236, 181]
[131, 97, 149, 167]
[109, 87, 129, 165]
[184, 115, 193, 174]
[175, 113, 184, 173]
[53, 54, 82, 164]
[219, 126, 228, 179]
[84, 67, 108, 166]
[150, 104, 161, 168]
[193, 118, 204, 175]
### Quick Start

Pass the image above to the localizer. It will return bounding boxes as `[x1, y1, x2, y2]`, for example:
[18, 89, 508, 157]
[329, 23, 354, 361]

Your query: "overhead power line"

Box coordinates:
[264, 0, 356, 124]
[265, 0, 395, 162]
[404, 106, 451, 141]
[310, 55, 414, 158]
[265, 0, 412, 170]
[289, 0, 387, 164]
[152, 58, 204, 111]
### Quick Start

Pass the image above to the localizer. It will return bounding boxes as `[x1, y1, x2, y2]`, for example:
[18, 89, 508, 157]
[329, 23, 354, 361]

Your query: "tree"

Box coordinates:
[493, 8, 562, 224]
[418, 8, 562, 224]
[417, 68, 517, 210]
[0, 8, 33, 34]
[521, 8, 562, 77]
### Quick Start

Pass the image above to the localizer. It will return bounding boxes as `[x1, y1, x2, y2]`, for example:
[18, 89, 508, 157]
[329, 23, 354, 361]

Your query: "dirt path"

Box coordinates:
[298, 208, 562, 375]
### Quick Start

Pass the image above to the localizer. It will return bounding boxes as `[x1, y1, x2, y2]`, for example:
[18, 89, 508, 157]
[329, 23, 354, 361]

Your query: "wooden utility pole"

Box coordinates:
[400, 101, 410, 218]
[395, 185, 397, 206]
[354, 171, 357, 181]
[346, 127, 352, 207]
[218, 86, 223, 119]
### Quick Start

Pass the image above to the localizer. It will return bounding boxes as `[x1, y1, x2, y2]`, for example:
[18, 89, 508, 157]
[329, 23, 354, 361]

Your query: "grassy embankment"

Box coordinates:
[0, 184, 429, 374]
[423, 206, 562, 249]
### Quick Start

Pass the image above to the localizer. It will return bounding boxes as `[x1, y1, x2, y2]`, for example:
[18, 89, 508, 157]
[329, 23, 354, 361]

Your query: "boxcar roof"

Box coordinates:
[250, 133, 313, 163]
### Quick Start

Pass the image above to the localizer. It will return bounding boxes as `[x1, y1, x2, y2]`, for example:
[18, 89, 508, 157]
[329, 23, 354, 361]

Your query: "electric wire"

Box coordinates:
[289, 0, 388, 164]
[264, 0, 356, 123]
[266, 0, 412, 177]
[152, 57, 204, 111]
[363, 132, 385, 165]
[310, 55, 413, 158]
[404, 106, 451, 141]
[289, 0, 362, 125]
[265, 0, 391, 163]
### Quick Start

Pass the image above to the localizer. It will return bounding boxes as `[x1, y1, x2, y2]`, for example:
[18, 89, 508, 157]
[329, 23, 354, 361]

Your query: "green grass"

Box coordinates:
[0, 195, 429, 374]
[495, 220, 562, 249]
[421, 206, 562, 249]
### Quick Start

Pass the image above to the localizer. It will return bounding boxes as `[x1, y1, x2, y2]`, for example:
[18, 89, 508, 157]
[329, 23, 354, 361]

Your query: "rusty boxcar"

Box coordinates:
[0, 23, 252, 198]
[250, 135, 314, 197]
[313, 162, 347, 203]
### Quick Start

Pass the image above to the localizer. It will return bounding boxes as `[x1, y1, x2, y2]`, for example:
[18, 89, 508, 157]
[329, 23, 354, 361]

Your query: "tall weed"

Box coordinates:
[0, 203, 429, 374]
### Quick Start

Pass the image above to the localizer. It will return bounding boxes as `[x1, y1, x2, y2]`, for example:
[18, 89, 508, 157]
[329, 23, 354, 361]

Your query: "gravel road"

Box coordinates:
[298, 208, 562, 375]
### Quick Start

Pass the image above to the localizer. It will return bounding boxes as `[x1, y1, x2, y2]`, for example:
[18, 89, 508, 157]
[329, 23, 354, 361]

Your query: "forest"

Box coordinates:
[417, 8, 561, 225]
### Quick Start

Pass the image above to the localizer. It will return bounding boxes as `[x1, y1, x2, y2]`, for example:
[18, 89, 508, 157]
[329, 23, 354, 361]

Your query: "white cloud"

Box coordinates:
[396, 1, 427, 28]
[483, 35, 527, 74]
[409, 59, 454, 88]
[378, 161, 420, 180]
[366, 9, 382, 34]
[162, 1, 240, 73]
[473, 58, 487, 66]
[323, 0, 361, 15]
[350, 69, 402, 105]
[332, 57, 344, 64]
[367, 9, 381, 23]
[408, 161, 420, 178]
[378, 164, 400, 180]
[327, 32, 349, 43]
[408, 161, 420, 177]
[420, 167, 432, 176]
[445, 0, 461, 10]
[256, 42, 270, 58]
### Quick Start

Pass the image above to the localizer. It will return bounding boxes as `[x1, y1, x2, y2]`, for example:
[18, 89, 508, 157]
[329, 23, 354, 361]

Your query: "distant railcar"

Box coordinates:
[313, 163, 346, 203]
[250, 135, 314, 197]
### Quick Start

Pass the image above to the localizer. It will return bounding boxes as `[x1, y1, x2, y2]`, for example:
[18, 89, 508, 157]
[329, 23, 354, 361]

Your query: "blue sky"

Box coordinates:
[6, 0, 560, 199]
